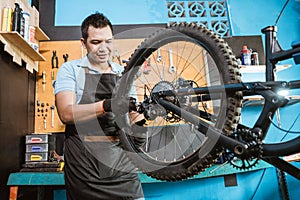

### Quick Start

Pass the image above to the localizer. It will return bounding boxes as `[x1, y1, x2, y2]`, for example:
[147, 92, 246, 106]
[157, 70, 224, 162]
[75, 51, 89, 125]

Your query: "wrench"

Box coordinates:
[63, 53, 69, 63]
[157, 48, 162, 62]
[42, 71, 46, 92]
[43, 118, 47, 130]
[143, 58, 151, 74]
[168, 48, 176, 74]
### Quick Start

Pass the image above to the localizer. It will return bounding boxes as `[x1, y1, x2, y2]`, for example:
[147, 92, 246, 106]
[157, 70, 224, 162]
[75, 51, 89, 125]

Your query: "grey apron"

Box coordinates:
[64, 69, 144, 200]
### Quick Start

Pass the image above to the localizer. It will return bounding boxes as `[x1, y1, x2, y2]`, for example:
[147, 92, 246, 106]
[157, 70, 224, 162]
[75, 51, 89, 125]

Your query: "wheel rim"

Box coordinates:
[119, 37, 226, 164]
[115, 25, 241, 180]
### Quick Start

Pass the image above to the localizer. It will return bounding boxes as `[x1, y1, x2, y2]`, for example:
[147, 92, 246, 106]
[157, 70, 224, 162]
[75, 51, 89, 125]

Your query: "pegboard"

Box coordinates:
[35, 40, 86, 133]
[35, 38, 207, 133]
[35, 39, 143, 133]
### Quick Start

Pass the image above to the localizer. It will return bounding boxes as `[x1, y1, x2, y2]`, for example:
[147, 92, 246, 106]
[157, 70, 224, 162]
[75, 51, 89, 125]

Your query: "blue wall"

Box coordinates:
[54, 0, 300, 50]
[54, 0, 168, 26]
[234, 0, 300, 144]
[53, 0, 300, 49]
[229, 0, 300, 49]
[52, 1, 300, 199]
[234, 2, 300, 200]
[152, 1, 300, 198]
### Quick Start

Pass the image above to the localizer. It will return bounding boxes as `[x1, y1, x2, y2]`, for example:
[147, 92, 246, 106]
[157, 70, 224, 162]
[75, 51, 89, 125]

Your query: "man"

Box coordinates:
[54, 12, 144, 200]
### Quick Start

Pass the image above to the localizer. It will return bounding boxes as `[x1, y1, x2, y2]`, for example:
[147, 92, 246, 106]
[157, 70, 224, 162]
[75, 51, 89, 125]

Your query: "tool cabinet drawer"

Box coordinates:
[26, 144, 49, 152]
[25, 152, 48, 162]
[25, 134, 54, 144]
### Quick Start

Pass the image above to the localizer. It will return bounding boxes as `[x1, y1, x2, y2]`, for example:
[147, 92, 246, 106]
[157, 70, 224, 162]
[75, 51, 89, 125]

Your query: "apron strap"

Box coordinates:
[84, 136, 120, 142]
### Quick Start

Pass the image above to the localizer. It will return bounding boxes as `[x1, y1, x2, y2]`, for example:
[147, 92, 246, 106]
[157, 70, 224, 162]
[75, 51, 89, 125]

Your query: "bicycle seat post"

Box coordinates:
[261, 26, 282, 81]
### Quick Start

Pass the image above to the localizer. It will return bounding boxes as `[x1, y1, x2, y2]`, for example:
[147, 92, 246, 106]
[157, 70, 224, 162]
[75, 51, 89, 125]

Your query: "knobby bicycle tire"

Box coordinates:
[116, 23, 242, 181]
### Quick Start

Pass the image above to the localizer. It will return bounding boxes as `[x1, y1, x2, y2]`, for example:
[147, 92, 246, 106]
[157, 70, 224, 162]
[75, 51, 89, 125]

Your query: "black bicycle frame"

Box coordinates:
[155, 26, 300, 180]
[158, 86, 300, 179]
[262, 26, 300, 81]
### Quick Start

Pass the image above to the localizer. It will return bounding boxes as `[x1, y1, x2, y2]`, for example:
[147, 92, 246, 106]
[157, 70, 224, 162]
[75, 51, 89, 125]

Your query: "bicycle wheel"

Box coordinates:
[116, 23, 242, 181]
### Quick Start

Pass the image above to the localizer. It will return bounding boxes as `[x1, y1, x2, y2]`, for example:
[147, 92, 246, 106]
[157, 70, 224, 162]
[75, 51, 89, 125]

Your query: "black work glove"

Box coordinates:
[131, 119, 147, 148]
[103, 97, 137, 115]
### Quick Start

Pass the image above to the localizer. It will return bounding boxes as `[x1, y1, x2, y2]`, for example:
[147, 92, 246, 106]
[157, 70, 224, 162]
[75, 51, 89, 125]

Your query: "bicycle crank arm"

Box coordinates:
[157, 99, 248, 155]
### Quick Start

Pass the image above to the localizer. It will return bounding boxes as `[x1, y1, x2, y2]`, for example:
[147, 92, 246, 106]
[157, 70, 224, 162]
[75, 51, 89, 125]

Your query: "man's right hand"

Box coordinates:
[103, 97, 137, 115]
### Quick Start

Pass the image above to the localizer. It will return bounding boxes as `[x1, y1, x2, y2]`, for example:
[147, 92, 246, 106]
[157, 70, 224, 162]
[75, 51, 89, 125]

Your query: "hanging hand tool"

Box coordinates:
[157, 48, 162, 62]
[50, 105, 55, 128]
[52, 51, 59, 69]
[51, 51, 59, 93]
[42, 71, 46, 92]
[112, 50, 122, 65]
[51, 71, 54, 81]
[43, 117, 47, 130]
[63, 53, 69, 63]
[42, 71, 46, 83]
[36, 99, 41, 106]
[168, 48, 176, 74]
[143, 58, 151, 74]
[51, 69, 55, 94]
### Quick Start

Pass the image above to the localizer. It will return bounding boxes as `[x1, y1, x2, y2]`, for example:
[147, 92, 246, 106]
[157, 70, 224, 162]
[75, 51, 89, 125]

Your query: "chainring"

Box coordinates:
[227, 127, 263, 170]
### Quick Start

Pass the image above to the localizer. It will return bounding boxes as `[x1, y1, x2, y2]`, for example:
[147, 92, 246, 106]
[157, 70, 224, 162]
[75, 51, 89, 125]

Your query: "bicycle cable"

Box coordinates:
[274, 0, 290, 26]
[250, 168, 267, 200]
[268, 112, 300, 135]
[193, 81, 209, 115]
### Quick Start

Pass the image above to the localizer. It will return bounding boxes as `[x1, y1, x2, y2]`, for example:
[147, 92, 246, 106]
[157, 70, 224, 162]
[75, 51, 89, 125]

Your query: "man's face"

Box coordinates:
[81, 25, 113, 65]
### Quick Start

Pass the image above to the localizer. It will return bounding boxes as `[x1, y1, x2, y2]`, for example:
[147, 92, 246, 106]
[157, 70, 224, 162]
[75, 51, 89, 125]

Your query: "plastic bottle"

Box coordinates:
[251, 51, 259, 65]
[12, 3, 22, 33]
[241, 45, 251, 65]
[1, 7, 13, 31]
[21, 12, 30, 40]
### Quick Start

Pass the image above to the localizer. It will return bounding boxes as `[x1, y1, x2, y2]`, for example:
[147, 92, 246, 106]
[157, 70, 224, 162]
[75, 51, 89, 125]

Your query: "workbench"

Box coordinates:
[7, 161, 272, 200]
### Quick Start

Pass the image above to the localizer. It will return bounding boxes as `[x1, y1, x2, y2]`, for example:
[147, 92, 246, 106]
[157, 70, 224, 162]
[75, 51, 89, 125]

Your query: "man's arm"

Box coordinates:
[55, 91, 105, 124]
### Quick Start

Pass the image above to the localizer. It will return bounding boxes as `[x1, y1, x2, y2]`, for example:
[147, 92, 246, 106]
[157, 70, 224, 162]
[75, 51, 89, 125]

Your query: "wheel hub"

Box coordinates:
[151, 81, 176, 103]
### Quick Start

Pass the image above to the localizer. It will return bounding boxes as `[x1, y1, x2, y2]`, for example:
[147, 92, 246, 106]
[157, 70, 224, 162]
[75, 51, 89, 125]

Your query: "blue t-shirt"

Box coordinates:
[53, 56, 125, 104]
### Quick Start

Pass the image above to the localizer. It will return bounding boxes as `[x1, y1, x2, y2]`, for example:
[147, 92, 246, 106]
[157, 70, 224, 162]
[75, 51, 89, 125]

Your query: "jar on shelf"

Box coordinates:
[241, 45, 252, 65]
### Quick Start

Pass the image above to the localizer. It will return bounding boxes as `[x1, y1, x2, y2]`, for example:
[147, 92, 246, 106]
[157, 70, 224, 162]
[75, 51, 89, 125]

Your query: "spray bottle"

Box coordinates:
[12, 3, 22, 33]
[241, 45, 252, 65]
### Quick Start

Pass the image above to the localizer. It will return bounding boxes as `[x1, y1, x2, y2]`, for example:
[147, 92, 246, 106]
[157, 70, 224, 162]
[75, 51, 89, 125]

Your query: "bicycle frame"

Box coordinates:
[154, 26, 300, 179]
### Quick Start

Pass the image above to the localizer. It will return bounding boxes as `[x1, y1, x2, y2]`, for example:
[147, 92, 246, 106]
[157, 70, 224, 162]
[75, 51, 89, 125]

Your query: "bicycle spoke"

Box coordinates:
[118, 24, 242, 181]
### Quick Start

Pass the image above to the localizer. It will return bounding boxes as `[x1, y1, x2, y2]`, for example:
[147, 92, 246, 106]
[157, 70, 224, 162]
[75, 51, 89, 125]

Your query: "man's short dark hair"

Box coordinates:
[81, 12, 113, 41]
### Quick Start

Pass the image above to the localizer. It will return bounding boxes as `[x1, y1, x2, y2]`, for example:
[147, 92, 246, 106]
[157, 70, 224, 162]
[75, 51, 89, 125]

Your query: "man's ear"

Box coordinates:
[80, 38, 86, 49]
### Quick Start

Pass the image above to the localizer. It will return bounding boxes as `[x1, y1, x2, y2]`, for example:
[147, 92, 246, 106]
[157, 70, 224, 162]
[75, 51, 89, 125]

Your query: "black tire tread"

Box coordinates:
[121, 23, 242, 181]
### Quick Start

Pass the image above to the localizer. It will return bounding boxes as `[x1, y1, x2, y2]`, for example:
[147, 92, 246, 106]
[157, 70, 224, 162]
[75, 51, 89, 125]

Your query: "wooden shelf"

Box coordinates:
[0, 31, 45, 61]
[35, 27, 50, 41]
[239, 64, 291, 73]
